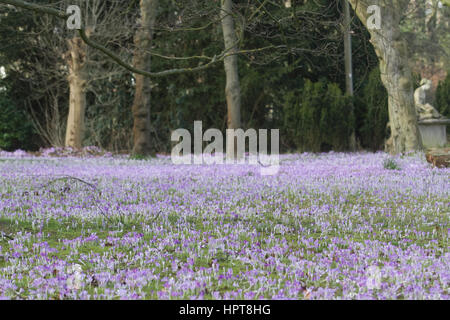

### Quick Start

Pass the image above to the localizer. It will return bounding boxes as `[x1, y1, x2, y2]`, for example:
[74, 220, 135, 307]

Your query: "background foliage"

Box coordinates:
[436, 72, 450, 118]
[0, 0, 448, 153]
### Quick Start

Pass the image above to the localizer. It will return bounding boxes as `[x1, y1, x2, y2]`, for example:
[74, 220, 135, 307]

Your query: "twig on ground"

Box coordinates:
[0, 232, 14, 241]
[40, 175, 113, 223]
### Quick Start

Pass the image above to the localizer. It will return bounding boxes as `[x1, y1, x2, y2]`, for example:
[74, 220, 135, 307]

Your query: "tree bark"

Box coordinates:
[221, 0, 242, 159]
[65, 36, 88, 149]
[131, 0, 158, 156]
[348, 0, 422, 153]
[343, 0, 354, 97]
[343, 0, 356, 150]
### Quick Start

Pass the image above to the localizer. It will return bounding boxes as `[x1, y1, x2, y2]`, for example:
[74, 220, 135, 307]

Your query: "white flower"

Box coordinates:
[366, 266, 381, 290]
[67, 264, 83, 290]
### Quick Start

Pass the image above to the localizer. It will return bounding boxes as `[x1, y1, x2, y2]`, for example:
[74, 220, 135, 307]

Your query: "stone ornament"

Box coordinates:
[414, 78, 443, 121]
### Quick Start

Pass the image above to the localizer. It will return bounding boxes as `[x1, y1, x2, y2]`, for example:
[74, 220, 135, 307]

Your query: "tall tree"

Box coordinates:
[347, 0, 422, 153]
[64, 0, 135, 149]
[65, 31, 88, 148]
[342, 0, 356, 150]
[220, 0, 241, 159]
[131, 0, 158, 156]
[343, 0, 354, 97]
[0, 0, 137, 150]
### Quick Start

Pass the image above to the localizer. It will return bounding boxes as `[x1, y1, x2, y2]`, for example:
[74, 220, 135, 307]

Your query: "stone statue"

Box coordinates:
[414, 78, 443, 120]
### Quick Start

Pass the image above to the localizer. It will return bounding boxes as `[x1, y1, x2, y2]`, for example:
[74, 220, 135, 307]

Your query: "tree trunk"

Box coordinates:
[343, 0, 354, 97]
[221, 0, 242, 159]
[65, 36, 87, 149]
[131, 0, 158, 156]
[348, 0, 422, 153]
[343, 0, 356, 150]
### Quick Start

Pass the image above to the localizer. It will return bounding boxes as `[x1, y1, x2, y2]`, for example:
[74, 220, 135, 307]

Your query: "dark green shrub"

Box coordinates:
[436, 72, 450, 118]
[357, 67, 389, 151]
[282, 79, 353, 152]
[321, 82, 354, 151]
[0, 94, 35, 151]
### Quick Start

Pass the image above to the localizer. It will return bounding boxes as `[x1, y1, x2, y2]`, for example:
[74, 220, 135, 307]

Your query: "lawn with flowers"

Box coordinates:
[0, 150, 448, 299]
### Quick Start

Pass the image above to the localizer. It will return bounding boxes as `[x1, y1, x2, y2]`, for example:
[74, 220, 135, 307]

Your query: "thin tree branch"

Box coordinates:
[78, 28, 221, 77]
[0, 0, 279, 78]
[0, 0, 68, 19]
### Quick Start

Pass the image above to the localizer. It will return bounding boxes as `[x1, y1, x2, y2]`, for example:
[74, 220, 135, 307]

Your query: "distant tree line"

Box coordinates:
[0, 0, 449, 154]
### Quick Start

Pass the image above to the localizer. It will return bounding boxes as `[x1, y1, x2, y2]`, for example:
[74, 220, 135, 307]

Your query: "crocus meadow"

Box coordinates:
[0, 151, 448, 299]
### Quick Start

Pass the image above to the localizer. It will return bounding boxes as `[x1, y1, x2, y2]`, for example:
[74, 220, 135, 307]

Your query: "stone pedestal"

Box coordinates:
[418, 119, 450, 148]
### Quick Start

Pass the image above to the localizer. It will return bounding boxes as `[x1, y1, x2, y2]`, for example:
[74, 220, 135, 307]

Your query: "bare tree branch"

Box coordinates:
[0, 0, 280, 78]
